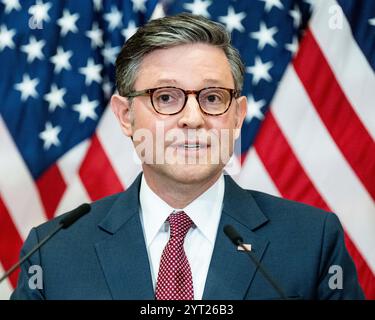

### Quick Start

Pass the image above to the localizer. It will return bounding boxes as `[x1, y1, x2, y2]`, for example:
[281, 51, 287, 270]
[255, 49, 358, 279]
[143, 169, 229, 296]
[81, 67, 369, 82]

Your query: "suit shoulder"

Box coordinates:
[35, 192, 125, 236]
[247, 189, 332, 224]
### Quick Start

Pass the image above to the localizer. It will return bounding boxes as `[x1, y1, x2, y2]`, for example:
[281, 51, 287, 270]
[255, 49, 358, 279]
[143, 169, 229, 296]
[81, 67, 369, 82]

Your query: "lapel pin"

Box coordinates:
[237, 244, 252, 251]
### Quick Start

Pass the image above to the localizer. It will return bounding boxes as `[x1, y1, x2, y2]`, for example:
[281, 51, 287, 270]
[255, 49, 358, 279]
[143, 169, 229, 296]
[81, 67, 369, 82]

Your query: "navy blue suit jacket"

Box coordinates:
[11, 174, 364, 299]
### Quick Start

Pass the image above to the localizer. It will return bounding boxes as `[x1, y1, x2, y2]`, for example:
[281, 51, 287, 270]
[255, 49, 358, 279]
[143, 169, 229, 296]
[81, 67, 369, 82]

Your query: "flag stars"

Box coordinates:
[0, 24, 16, 51]
[39, 122, 61, 150]
[285, 36, 299, 54]
[104, 6, 122, 31]
[289, 6, 302, 29]
[218, 6, 246, 33]
[14, 74, 39, 101]
[1, 0, 21, 14]
[102, 77, 113, 99]
[28, 0, 51, 24]
[93, 0, 102, 11]
[86, 22, 104, 48]
[250, 22, 278, 50]
[73, 95, 99, 122]
[57, 9, 79, 36]
[101, 42, 120, 65]
[246, 95, 266, 122]
[246, 57, 273, 85]
[50, 47, 73, 74]
[21, 36, 45, 63]
[44, 84, 66, 112]
[79, 58, 103, 86]
[183, 0, 212, 18]
[131, 0, 147, 13]
[369, 17, 375, 27]
[260, 0, 284, 12]
[121, 20, 138, 41]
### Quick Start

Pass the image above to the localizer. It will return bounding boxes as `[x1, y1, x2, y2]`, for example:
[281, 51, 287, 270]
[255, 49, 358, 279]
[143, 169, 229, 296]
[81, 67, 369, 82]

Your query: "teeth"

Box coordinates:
[184, 144, 200, 148]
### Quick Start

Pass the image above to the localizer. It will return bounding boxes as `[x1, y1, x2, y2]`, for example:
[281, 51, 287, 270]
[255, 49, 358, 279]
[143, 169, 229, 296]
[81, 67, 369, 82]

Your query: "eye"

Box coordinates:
[206, 94, 222, 103]
[154, 89, 181, 105]
[159, 94, 172, 103]
[201, 90, 226, 104]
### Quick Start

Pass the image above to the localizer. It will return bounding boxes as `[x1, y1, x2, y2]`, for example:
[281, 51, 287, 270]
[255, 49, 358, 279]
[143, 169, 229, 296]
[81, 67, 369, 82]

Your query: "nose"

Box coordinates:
[177, 94, 205, 128]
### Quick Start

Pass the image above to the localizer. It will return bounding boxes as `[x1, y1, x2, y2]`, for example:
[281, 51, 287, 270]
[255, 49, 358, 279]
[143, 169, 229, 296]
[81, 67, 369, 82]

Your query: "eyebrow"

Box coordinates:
[154, 79, 226, 87]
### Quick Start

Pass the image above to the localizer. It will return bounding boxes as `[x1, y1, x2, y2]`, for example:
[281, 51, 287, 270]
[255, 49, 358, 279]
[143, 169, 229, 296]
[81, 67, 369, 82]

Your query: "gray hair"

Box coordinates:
[115, 13, 245, 97]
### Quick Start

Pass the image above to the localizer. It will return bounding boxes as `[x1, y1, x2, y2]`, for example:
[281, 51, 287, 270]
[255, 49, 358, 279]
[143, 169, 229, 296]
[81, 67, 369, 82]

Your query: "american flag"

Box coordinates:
[0, 0, 374, 300]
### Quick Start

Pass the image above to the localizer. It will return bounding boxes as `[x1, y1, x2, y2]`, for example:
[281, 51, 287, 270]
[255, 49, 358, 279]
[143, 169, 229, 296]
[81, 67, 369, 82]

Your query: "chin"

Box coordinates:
[160, 163, 223, 185]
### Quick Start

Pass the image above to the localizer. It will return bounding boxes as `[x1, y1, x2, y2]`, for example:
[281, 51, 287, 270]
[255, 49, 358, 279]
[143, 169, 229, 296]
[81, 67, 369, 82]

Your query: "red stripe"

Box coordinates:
[0, 197, 23, 288]
[36, 164, 66, 220]
[293, 28, 375, 200]
[79, 134, 124, 201]
[254, 113, 326, 208]
[344, 233, 375, 299]
[254, 112, 375, 299]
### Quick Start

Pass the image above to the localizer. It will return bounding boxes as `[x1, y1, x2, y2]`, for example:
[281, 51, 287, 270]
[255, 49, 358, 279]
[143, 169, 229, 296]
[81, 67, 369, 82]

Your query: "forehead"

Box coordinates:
[134, 43, 234, 89]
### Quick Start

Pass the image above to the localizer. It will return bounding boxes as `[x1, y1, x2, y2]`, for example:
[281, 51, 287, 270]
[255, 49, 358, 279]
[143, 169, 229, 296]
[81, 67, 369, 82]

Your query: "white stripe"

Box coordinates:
[96, 108, 141, 189]
[235, 147, 281, 197]
[0, 116, 46, 240]
[0, 264, 12, 300]
[54, 176, 91, 217]
[55, 140, 91, 216]
[311, 0, 375, 139]
[58, 139, 89, 184]
[272, 65, 375, 273]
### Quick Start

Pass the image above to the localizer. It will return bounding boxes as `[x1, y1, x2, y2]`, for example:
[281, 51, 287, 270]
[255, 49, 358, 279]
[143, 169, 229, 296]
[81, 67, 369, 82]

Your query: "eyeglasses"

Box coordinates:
[125, 86, 238, 116]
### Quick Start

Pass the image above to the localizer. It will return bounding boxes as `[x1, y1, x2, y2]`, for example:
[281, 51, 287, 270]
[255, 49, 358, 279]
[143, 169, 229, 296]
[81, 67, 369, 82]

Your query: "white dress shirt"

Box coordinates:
[139, 174, 225, 300]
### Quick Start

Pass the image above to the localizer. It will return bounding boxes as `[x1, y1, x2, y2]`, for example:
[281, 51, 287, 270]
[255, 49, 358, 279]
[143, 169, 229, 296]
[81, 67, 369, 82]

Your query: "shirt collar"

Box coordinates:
[139, 174, 225, 246]
[184, 175, 224, 244]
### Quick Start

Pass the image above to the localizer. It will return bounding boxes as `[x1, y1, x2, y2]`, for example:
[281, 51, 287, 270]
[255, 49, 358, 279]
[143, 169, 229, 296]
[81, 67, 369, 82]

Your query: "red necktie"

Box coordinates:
[155, 211, 194, 300]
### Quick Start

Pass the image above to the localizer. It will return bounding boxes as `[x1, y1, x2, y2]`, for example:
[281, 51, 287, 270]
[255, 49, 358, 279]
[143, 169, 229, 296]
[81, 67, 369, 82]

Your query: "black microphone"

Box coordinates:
[224, 225, 288, 300]
[0, 203, 91, 284]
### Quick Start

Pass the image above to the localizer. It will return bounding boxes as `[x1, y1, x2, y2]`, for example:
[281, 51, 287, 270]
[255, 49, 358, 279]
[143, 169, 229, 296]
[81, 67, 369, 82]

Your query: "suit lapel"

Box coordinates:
[203, 175, 270, 300]
[94, 174, 155, 299]
[93, 173, 270, 300]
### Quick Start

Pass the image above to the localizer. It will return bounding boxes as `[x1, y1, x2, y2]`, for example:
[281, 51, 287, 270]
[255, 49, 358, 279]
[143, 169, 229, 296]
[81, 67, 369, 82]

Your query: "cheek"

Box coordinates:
[132, 115, 176, 148]
[209, 113, 237, 129]
[132, 107, 156, 131]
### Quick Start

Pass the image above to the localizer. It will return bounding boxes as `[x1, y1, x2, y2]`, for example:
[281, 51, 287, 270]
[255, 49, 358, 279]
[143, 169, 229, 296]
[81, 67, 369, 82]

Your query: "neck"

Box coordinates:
[142, 169, 223, 209]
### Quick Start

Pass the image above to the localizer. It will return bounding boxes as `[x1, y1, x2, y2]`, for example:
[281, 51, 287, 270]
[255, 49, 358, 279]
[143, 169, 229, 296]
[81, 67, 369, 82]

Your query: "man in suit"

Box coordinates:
[11, 13, 364, 300]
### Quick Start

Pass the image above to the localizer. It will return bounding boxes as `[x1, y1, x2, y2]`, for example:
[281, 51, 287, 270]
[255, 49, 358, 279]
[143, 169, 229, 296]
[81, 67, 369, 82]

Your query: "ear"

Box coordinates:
[110, 94, 134, 137]
[233, 95, 247, 138]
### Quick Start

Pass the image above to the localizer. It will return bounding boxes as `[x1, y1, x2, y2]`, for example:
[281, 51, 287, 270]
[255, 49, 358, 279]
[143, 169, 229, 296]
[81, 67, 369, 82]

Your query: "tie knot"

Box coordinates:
[168, 211, 193, 239]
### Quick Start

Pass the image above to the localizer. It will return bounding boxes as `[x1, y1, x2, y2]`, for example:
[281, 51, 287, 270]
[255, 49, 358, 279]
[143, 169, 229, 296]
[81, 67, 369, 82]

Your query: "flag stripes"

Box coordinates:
[293, 29, 375, 200]
[0, 197, 22, 287]
[236, 148, 281, 197]
[311, 0, 375, 139]
[272, 64, 375, 274]
[251, 110, 375, 294]
[0, 117, 46, 240]
[254, 113, 327, 208]
[36, 164, 66, 220]
[79, 134, 124, 201]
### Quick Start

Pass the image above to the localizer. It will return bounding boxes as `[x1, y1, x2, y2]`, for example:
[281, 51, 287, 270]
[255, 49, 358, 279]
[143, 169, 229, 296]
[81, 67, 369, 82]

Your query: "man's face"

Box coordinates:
[112, 43, 247, 186]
